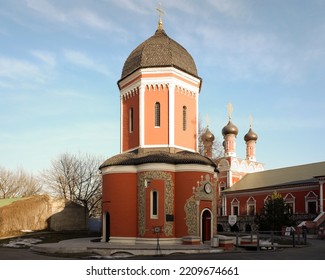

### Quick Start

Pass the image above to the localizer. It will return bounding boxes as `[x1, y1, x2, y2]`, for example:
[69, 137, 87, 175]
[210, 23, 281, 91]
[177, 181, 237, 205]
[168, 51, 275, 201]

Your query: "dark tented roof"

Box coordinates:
[121, 28, 198, 79]
[100, 150, 217, 169]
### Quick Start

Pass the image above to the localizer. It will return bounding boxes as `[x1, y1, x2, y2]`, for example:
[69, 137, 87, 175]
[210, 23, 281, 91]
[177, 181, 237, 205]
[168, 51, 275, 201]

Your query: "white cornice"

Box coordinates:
[119, 67, 201, 99]
[101, 163, 215, 175]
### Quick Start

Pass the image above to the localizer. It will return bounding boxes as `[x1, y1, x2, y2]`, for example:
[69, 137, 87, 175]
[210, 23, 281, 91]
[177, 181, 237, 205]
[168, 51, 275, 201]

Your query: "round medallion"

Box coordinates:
[204, 183, 212, 194]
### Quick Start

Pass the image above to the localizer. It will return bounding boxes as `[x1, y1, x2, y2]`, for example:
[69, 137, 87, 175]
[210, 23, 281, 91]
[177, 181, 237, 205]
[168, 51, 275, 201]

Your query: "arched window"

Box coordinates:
[246, 196, 256, 216]
[231, 198, 239, 216]
[155, 102, 160, 127]
[182, 106, 187, 131]
[151, 190, 158, 218]
[129, 107, 133, 133]
[284, 193, 295, 214]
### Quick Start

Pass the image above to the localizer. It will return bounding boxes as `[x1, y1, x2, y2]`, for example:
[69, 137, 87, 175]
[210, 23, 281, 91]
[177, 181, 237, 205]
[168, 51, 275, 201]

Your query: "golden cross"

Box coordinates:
[205, 114, 210, 127]
[227, 102, 233, 120]
[156, 2, 164, 29]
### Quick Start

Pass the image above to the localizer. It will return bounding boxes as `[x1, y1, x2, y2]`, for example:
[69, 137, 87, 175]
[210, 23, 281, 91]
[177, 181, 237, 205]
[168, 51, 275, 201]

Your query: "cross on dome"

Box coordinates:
[156, 2, 165, 29]
[227, 102, 233, 120]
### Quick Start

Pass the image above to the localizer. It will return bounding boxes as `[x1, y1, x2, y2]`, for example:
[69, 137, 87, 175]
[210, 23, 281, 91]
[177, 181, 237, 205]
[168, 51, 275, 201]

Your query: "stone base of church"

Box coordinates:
[107, 236, 182, 245]
[240, 235, 257, 245]
[218, 235, 234, 249]
[182, 236, 201, 245]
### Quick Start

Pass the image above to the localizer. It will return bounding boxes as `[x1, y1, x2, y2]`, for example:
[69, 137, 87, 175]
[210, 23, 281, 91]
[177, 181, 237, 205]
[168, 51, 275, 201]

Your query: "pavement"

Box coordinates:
[29, 234, 325, 259]
[31, 237, 223, 258]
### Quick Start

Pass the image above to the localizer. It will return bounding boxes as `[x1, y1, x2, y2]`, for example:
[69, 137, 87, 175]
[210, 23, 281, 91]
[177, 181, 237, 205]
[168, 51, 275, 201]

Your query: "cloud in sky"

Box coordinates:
[0, 56, 51, 86]
[26, 0, 67, 22]
[206, 0, 250, 19]
[63, 50, 111, 77]
[24, 0, 126, 34]
[30, 50, 56, 67]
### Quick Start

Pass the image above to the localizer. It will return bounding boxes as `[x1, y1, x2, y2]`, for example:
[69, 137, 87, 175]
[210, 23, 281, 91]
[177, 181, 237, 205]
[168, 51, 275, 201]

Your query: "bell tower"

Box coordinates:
[118, 17, 202, 154]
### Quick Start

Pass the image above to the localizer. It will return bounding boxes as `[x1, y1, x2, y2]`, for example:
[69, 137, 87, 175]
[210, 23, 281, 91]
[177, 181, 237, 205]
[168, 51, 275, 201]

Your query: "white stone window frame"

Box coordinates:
[154, 102, 161, 128]
[284, 193, 296, 214]
[246, 196, 256, 216]
[129, 107, 134, 133]
[305, 191, 318, 214]
[150, 190, 159, 219]
[231, 198, 239, 216]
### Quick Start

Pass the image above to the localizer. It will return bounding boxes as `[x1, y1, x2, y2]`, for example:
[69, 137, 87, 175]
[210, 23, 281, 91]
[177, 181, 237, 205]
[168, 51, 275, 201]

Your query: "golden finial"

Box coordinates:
[249, 113, 253, 128]
[205, 114, 210, 127]
[156, 2, 164, 30]
[227, 102, 233, 120]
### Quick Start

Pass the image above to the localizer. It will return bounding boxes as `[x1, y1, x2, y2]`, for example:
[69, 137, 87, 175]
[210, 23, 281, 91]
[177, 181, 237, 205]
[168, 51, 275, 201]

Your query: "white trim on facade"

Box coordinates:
[101, 163, 216, 175]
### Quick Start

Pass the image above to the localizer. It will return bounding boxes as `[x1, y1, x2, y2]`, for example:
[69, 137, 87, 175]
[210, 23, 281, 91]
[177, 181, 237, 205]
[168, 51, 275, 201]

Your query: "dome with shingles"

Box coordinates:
[121, 28, 198, 79]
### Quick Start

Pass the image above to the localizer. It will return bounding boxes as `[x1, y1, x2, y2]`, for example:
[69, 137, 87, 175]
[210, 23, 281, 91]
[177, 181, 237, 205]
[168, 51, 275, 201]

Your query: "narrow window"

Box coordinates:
[233, 206, 239, 216]
[182, 106, 187, 131]
[129, 107, 133, 133]
[151, 190, 158, 218]
[155, 102, 160, 127]
[248, 205, 255, 216]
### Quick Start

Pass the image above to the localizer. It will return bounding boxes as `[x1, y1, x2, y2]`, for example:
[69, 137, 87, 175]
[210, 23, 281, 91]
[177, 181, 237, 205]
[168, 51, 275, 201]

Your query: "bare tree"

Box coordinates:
[0, 167, 17, 198]
[41, 153, 102, 217]
[16, 167, 42, 197]
[0, 166, 41, 198]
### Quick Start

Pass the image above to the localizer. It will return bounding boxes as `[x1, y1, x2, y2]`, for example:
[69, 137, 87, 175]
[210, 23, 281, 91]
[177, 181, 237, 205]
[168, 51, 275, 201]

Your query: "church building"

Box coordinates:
[100, 17, 218, 245]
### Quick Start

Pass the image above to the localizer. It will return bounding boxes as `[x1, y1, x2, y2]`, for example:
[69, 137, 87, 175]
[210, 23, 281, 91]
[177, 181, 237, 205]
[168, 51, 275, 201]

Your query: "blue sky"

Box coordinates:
[1, 0, 325, 174]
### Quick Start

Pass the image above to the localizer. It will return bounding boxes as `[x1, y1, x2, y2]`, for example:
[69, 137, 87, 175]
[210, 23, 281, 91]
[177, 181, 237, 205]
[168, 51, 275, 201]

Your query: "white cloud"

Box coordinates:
[25, 0, 67, 22]
[0, 56, 47, 83]
[110, 0, 153, 15]
[25, 0, 125, 33]
[30, 50, 56, 67]
[71, 9, 124, 33]
[206, 0, 249, 19]
[63, 50, 110, 76]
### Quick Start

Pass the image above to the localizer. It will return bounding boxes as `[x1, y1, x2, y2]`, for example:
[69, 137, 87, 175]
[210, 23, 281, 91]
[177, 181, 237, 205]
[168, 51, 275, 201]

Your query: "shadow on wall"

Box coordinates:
[0, 195, 88, 237]
[47, 198, 88, 231]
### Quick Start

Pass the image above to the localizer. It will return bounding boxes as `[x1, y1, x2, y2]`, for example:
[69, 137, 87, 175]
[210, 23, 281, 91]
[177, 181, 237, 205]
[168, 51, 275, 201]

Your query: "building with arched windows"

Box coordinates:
[100, 18, 218, 245]
[212, 113, 325, 233]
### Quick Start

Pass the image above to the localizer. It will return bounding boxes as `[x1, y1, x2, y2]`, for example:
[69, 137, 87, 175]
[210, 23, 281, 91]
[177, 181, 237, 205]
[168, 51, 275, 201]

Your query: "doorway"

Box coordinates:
[201, 209, 212, 243]
[103, 212, 110, 242]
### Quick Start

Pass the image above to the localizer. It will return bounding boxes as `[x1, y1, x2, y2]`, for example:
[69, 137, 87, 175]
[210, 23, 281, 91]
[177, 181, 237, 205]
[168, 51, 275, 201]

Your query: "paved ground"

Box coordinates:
[0, 235, 324, 260]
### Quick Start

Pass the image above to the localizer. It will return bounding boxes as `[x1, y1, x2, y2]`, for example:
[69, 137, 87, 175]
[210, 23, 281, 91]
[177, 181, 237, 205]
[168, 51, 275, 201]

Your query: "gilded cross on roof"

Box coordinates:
[205, 114, 210, 127]
[249, 113, 253, 128]
[227, 102, 233, 120]
[156, 2, 164, 29]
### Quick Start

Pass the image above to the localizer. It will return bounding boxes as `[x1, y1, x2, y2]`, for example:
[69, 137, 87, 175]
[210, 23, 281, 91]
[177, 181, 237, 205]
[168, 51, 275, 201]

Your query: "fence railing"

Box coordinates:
[220, 229, 307, 250]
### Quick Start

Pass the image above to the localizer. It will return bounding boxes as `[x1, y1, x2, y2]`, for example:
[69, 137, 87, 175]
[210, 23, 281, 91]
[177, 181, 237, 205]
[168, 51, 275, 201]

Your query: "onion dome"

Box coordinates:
[222, 121, 238, 137]
[244, 127, 258, 142]
[201, 127, 215, 143]
[121, 26, 198, 79]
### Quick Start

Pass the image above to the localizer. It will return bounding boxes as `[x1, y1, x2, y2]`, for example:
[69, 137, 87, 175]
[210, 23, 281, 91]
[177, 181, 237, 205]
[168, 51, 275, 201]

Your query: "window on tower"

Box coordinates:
[155, 102, 160, 127]
[129, 107, 134, 133]
[151, 190, 158, 219]
[182, 106, 187, 131]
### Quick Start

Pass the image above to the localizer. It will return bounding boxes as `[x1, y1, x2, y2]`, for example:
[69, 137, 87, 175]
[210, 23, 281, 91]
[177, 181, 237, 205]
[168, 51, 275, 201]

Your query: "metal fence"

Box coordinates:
[220, 228, 307, 250]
